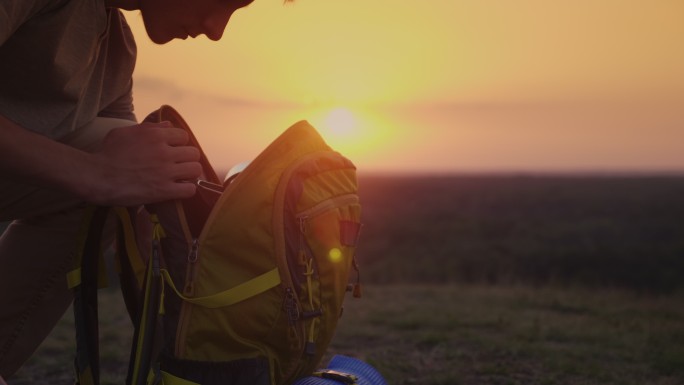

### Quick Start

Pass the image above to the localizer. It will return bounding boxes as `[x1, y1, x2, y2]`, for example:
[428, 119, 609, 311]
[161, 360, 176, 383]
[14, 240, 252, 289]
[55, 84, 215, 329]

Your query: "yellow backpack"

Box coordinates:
[70, 106, 363, 385]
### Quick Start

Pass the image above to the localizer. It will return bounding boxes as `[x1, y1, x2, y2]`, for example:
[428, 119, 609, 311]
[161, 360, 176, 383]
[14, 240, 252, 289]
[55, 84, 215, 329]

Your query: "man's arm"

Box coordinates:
[0, 113, 201, 206]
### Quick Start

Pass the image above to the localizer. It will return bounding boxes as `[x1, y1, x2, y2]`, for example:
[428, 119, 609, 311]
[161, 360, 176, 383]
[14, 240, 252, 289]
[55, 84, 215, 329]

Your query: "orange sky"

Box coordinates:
[123, 1, 684, 174]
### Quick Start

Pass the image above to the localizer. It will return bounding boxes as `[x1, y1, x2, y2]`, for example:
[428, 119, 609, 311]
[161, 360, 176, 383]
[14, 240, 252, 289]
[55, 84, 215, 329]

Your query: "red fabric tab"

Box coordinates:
[340, 221, 362, 247]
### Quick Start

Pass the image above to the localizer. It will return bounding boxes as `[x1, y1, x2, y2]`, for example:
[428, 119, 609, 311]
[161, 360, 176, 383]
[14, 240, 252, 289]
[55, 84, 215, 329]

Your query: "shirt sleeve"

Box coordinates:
[0, 0, 57, 46]
[96, 10, 137, 122]
[97, 79, 137, 122]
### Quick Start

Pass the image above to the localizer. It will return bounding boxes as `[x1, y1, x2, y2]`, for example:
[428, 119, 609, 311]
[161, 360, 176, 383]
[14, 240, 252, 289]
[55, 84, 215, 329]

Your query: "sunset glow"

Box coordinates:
[298, 106, 396, 163]
[124, 1, 684, 174]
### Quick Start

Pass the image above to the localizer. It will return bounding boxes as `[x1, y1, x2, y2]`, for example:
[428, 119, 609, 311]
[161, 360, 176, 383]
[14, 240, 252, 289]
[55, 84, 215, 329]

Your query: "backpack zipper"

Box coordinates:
[284, 287, 301, 337]
[184, 238, 199, 294]
[171, 199, 197, 357]
[175, 237, 198, 357]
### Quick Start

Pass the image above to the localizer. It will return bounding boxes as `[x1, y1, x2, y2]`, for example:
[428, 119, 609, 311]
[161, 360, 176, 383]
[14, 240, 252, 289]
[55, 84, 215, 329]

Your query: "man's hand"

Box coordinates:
[84, 121, 202, 206]
[0, 114, 202, 207]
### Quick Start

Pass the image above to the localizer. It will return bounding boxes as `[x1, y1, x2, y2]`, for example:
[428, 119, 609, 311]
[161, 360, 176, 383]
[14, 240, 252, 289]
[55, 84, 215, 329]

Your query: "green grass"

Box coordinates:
[327, 285, 684, 385]
[9, 286, 133, 385]
[9, 285, 684, 385]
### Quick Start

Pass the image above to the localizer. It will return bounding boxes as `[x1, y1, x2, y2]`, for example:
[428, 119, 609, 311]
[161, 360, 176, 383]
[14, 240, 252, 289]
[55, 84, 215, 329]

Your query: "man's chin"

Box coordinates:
[147, 33, 174, 45]
[144, 25, 174, 45]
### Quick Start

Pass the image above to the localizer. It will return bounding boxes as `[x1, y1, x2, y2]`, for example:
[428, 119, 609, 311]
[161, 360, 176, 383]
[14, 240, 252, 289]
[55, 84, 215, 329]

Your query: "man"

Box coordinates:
[0, 0, 261, 378]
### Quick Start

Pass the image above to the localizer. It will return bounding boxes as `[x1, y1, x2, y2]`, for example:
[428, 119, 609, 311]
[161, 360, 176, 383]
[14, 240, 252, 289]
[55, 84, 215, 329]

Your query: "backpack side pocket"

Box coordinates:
[274, 151, 362, 383]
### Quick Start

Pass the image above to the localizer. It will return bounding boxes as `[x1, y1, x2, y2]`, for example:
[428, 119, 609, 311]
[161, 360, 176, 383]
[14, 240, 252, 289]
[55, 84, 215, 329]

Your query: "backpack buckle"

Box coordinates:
[195, 179, 224, 194]
[312, 369, 358, 384]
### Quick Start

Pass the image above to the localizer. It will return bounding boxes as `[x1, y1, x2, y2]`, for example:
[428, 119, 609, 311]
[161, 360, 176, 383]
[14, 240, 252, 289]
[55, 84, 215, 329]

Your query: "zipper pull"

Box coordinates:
[188, 238, 199, 263]
[299, 216, 307, 234]
[352, 255, 362, 298]
[298, 217, 307, 265]
[184, 238, 199, 294]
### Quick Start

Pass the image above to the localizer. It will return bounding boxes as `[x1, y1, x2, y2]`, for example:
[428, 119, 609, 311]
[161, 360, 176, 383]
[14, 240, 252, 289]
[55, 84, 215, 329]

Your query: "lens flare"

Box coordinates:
[328, 247, 343, 262]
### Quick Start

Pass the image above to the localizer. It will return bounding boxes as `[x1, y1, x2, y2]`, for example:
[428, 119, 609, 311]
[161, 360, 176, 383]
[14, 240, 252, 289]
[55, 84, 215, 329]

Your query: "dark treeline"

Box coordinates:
[356, 174, 684, 293]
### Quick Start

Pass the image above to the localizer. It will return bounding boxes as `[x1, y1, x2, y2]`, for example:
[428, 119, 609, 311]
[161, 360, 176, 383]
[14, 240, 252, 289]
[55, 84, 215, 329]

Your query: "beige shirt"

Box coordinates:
[0, 0, 137, 140]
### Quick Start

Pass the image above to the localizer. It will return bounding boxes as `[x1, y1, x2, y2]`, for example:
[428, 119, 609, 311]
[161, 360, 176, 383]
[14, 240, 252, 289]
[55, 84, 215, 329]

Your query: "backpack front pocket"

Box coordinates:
[294, 194, 362, 356]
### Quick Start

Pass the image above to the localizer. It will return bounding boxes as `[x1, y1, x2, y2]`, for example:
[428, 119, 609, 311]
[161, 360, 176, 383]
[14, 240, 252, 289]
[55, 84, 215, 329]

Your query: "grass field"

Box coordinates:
[9, 284, 684, 385]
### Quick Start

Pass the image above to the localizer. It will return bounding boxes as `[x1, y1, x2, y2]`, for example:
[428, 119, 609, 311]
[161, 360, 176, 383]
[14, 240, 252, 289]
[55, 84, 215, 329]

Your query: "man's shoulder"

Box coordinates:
[1, 0, 71, 21]
[1, 0, 67, 44]
[0, 0, 135, 139]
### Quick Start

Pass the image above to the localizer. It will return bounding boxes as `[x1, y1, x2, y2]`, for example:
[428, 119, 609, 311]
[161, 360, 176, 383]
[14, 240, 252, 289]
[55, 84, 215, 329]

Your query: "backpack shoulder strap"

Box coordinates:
[128, 212, 166, 385]
[69, 206, 152, 385]
[71, 206, 111, 385]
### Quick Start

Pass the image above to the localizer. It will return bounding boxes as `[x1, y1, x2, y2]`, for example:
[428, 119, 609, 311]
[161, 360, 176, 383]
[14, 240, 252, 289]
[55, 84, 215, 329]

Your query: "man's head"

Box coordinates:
[138, 0, 255, 44]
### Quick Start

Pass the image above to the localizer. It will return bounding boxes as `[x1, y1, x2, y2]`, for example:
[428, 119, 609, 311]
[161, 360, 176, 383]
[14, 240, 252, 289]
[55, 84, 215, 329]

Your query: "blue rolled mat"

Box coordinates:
[293, 355, 388, 385]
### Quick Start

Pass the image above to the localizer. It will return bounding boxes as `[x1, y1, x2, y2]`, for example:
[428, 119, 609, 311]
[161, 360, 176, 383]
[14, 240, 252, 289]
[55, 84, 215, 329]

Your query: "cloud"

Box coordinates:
[133, 75, 300, 111]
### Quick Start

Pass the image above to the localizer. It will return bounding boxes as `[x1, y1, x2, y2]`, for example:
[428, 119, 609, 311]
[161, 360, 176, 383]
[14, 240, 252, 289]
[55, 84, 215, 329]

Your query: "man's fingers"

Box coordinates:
[153, 125, 190, 146]
[152, 180, 197, 203]
[170, 145, 201, 163]
[171, 181, 198, 199]
[171, 161, 203, 180]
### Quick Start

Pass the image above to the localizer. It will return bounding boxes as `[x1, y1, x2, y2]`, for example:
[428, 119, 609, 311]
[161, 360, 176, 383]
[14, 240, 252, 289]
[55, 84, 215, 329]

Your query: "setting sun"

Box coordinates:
[306, 107, 364, 154]
[323, 108, 357, 137]
[295, 106, 398, 169]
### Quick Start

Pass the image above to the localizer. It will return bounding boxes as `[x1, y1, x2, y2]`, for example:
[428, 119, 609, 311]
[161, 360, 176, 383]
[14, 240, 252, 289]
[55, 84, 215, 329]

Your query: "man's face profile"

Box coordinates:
[139, 0, 255, 44]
